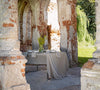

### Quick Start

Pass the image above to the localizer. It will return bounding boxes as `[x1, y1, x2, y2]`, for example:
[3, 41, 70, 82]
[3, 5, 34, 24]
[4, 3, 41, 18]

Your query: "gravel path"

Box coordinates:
[26, 67, 81, 90]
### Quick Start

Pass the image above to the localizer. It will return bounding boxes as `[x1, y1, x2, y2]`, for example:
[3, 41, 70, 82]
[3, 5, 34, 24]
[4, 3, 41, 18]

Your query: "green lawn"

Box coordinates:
[78, 45, 96, 67]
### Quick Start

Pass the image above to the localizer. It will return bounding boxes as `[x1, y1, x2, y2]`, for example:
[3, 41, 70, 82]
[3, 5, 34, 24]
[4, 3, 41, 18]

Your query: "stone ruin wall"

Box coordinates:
[18, 0, 50, 51]
[18, 0, 78, 66]
[58, 0, 77, 66]
[0, 0, 30, 89]
[0, 0, 77, 89]
[81, 0, 100, 90]
[1, 0, 100, 90]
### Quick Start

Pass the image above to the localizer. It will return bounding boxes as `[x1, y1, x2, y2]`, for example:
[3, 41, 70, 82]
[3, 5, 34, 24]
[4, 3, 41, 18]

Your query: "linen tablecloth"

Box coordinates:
[47, 52, 69, 79]
[26, 51, 69, 79]
[27, 52, 47, 65]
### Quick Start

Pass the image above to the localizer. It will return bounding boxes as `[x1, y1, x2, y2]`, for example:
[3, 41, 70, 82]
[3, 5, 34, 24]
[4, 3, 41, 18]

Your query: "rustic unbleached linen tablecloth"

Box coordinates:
[47, 52, 69, 79]
[27, 51, 69, 79]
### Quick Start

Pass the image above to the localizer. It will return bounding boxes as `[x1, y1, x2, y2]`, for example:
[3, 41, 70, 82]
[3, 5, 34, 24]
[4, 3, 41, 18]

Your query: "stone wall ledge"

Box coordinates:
[81, 69, 100, 78]
[82, 58, 100, 69]
[82, 59, 100, 78]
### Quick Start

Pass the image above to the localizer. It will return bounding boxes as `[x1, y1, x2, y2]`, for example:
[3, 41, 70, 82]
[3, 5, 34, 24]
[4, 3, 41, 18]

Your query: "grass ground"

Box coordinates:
[78, 42, 96, 67]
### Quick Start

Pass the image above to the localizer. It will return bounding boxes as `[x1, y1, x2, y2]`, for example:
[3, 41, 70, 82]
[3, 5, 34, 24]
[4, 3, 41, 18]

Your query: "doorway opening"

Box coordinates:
[47, 0, 60, 51]
[18, 1, 33, 52]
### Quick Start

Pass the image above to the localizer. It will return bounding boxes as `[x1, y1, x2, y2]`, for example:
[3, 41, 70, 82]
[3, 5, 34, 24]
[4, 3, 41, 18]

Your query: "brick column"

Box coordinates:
[57, 0, 78, 67]
[0, 0, 30, 90]
[81, 1, 100, 90]
[93, 0, 100, 58]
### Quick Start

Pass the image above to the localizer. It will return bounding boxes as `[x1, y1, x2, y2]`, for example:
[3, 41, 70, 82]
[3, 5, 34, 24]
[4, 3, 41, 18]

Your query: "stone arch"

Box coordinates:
[18, 0, 33, 52]
[18, 0, 28, 40]
[18, 0, 77, 66]
[0, 0, 78, 89]
[22, 4, 32, 49]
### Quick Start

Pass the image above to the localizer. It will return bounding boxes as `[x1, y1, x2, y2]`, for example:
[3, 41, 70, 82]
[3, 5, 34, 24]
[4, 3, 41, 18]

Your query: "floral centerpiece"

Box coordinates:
[38, 36, 45, 52]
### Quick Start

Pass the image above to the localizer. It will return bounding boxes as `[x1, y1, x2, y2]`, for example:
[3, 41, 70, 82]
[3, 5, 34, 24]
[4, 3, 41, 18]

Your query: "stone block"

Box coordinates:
[81, 59, 100, 90]
[0, 63, 30, 90]
[38, 65, 47, 71]
[26, 65, 37, 72]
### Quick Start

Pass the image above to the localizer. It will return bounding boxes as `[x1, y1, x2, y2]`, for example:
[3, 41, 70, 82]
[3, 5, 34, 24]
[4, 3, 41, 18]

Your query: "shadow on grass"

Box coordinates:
[78, 57, 92, 67]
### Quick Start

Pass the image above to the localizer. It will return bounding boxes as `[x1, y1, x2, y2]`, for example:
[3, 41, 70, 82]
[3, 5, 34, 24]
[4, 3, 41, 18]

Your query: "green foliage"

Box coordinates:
[77, 0, 96, 39]
[38, 36, 45, 52]
[77, 0, 96, 67]
[76, 5, 94, 44]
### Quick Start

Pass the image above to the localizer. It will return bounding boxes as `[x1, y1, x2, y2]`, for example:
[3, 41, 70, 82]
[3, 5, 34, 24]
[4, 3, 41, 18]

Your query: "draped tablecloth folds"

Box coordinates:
[47, 52, 69, 79]
[27, 50, 69, 79]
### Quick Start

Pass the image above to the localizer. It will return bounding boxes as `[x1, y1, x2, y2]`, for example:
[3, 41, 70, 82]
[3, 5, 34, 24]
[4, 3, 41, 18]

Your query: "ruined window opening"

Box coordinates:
[47, 0, 60, 51]
[23, 6, 32, 50]
[18, 1, 33, 52]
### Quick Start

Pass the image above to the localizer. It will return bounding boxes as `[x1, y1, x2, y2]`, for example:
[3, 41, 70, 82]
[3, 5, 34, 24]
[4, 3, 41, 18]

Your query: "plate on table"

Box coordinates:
[33, 50, 39, 53]
[46, 50, 50, 53]
[50, 50, 56, 53]
[27, 50, 32, 53]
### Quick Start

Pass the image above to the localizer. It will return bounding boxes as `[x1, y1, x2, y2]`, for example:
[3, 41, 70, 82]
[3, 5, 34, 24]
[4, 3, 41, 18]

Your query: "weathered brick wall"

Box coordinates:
[0, 0, 19, 54]
[18, 0, 50, 50]
[0, 0, 30, 89]
[18, 0, 77, 66]
[18, 1, 32, 51]
[58, 0, 77, 66]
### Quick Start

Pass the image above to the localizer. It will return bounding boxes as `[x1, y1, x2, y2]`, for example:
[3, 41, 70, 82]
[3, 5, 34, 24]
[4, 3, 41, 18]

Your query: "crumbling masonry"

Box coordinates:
[0, 0, 77, 89]
[0, 0, 100, 90]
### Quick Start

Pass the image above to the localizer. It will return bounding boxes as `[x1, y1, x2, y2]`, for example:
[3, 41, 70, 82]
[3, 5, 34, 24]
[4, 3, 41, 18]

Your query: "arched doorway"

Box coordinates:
[18, 1, 33, 52]
[22, 5, 32, 51]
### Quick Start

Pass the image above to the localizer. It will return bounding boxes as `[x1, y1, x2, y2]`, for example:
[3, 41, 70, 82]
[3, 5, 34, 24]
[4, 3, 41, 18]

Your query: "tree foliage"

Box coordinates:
[77, 0, 96, 39]
[76, 5, 93, 44]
